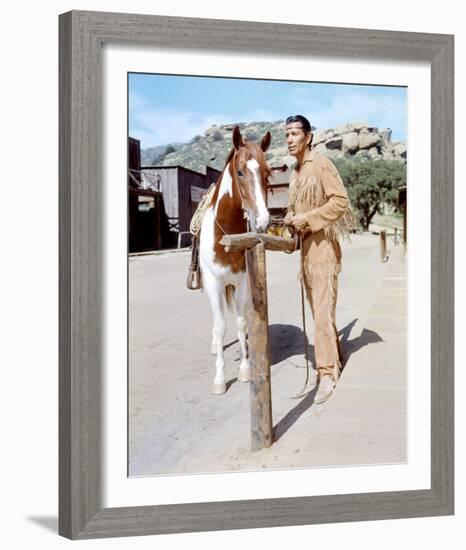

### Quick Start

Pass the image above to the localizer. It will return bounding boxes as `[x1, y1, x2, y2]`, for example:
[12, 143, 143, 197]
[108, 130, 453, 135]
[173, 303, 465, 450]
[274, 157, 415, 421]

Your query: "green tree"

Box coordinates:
[334, 157, 406, 231]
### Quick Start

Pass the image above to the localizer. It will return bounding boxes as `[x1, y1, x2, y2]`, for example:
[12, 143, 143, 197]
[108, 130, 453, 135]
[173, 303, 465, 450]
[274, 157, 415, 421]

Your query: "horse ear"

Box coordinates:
[261, 131, 272, 152]
[232, 126, 244, 149]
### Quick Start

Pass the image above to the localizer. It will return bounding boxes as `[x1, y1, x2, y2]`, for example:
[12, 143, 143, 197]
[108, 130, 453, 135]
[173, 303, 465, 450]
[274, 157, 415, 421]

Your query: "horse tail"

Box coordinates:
[224, 284, 235, 310]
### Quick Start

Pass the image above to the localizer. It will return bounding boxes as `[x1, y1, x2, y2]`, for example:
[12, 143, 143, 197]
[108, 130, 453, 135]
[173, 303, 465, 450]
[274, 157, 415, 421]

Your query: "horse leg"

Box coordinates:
[210, 292, 220, 355]
[234, 274, 252, 382]
[203, 271, 227, 394]
[210, 331, 217, 356]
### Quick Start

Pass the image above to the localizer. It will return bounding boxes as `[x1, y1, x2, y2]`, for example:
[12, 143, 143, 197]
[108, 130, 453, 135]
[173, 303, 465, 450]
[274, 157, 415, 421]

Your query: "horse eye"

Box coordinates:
[237, 170, 244, 177]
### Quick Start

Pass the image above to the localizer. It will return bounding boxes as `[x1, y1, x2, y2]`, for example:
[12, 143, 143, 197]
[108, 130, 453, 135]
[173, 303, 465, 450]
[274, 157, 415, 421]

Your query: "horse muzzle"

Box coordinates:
[255, 212, 271, 233]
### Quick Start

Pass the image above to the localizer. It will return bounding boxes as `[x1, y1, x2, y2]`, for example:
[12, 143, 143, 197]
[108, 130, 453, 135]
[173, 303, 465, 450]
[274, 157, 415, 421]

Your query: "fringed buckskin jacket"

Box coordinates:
[287, 147, 356, 278]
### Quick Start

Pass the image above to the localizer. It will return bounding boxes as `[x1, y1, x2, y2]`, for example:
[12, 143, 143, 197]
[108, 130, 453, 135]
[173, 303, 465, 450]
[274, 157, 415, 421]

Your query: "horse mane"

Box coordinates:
[223, 147, 236, 170]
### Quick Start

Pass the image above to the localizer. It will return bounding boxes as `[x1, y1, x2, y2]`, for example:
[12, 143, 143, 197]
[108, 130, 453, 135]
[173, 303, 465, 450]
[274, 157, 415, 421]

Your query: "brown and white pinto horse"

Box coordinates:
[199, 126, 272, 394]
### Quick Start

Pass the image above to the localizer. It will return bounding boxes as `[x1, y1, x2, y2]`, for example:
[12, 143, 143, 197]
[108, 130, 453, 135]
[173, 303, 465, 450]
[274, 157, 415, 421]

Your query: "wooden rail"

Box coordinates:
[220, 232, 296, 253]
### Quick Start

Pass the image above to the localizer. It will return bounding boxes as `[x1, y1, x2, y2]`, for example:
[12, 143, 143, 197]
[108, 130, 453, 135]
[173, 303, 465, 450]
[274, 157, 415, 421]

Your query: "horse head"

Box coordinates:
[229, 126, 272, 233]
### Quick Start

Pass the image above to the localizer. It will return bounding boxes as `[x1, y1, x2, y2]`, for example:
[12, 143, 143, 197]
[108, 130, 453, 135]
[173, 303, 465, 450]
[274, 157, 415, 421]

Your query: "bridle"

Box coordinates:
[215, 147, 270, 236]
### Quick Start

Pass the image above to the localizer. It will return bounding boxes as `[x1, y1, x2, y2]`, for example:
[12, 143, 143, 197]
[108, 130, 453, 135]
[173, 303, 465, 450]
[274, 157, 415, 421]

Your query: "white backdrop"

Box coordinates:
[1, 1, 463, 548]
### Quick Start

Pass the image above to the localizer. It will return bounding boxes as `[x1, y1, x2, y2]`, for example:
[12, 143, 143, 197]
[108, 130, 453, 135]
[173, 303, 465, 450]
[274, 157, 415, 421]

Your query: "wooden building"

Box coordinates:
[128, 136, 221, 252]
[128, 137, 141, 186]
[140, 165, 218, 235]
[267, 164, 291, 229]
[128, 188, 165, 252]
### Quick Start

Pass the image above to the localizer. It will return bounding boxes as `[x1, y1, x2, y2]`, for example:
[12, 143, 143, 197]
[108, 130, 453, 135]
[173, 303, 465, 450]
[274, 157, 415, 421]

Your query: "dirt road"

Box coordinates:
[129, 233, 406, 476]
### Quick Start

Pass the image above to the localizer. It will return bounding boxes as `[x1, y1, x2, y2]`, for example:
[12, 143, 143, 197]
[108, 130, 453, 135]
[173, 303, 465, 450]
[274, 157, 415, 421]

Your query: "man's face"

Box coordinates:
[285, 122, 311, 158]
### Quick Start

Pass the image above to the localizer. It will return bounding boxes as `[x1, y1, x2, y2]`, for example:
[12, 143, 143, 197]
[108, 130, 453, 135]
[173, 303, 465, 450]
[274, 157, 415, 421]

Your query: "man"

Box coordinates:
[284, 115, 354, 404]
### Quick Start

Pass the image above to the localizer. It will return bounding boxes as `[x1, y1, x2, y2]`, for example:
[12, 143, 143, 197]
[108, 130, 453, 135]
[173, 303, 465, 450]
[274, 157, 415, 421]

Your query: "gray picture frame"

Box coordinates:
[59, 10, 454, 540]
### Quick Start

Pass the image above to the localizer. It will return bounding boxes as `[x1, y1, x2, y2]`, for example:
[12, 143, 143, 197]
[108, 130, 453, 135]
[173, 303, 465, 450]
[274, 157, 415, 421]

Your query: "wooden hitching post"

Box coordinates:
[220, 232, 295, 451]
[246, 242, 273, 450]
[380, 230, 387, 262]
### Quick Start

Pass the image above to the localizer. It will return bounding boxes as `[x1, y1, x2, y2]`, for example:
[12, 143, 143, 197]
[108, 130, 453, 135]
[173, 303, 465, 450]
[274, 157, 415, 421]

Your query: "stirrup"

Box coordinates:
[186, 265, 202, 290]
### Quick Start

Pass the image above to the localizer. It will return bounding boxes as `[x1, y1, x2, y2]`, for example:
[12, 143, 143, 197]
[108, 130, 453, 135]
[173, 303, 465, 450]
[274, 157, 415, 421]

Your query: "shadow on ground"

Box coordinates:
[269, 320, 383, 369]
[270, 319, 384, 441]
[269, 323, 315, 365]
[339, 319, 384, 370]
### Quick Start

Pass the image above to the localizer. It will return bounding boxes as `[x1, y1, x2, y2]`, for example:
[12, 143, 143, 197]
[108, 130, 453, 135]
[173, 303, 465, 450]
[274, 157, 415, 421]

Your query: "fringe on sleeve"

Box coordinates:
[294, 175, 358, 242]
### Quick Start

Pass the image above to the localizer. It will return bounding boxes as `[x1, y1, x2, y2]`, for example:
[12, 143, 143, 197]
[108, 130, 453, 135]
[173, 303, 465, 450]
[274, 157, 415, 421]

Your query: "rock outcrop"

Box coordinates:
[140, 120, 406, 174]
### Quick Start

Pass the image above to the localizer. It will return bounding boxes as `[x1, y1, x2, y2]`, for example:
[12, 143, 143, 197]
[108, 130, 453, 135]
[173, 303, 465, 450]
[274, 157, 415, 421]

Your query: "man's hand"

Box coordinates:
[291, 213, 308, 231]
[284, 211, 295, 226]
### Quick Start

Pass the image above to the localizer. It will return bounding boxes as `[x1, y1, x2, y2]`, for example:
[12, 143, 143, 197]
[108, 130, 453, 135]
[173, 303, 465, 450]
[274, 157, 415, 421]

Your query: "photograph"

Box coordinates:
[127, 73, 408, 477]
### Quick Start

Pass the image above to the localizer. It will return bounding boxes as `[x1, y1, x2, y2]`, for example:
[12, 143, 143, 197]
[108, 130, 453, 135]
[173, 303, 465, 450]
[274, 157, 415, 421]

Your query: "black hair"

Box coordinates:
[285, 114, 312, 133]
[286, 115, 313, 148]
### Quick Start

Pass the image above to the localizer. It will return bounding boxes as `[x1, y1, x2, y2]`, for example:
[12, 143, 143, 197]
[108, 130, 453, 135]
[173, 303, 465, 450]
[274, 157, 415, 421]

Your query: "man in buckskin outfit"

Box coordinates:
[284, 115, 354, 404]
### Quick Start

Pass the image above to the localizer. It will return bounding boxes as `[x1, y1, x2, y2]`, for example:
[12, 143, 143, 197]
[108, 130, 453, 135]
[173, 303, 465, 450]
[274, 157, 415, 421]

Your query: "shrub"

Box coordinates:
[333, 157, 406, 231]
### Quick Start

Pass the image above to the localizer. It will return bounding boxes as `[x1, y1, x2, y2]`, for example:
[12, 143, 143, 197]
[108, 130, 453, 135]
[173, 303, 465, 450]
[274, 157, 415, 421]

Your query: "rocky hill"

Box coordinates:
[140, 142, 184, 166]
[141, 120, 406, 174]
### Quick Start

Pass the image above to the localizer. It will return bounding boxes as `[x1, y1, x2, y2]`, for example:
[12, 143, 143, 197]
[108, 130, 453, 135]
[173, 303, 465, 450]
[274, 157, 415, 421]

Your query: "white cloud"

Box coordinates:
[129, 103, 284, 149]
[129, 104, 231, 148]
[287, 88, 406, 138]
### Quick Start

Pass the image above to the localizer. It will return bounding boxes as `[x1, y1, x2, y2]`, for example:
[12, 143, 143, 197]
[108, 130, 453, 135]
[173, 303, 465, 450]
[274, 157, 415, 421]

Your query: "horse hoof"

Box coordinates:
[238, 368, 252, 383]
[211, 382, 227, 394]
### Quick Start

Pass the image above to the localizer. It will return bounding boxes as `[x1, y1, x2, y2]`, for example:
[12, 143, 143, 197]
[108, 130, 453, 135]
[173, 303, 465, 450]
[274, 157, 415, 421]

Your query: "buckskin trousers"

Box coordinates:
[304, 264, 343, 382]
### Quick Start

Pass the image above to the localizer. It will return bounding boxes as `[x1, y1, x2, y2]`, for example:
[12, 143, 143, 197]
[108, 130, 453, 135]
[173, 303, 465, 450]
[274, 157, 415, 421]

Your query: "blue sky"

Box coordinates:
[129, 73, 406, 149]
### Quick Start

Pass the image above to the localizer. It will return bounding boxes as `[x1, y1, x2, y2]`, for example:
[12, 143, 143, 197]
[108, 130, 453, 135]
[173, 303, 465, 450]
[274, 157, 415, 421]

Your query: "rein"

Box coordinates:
[215, 150, 249, 236]
[291, 231, 314, 399]
[282, 223, 313, 399]
[215, 148, 271, 236]
[214, 164, 243, 236]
